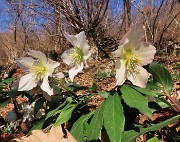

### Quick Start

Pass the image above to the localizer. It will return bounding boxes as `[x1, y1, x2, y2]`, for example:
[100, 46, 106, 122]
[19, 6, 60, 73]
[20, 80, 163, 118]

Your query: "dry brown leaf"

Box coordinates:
[14, 125, 77, 142]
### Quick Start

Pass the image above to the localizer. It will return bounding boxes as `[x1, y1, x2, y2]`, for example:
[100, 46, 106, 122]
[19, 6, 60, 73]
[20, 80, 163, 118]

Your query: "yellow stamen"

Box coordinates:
[71, 47, 84, 64]
[31, 62, 47, 79]
[123, 48, 140, 75]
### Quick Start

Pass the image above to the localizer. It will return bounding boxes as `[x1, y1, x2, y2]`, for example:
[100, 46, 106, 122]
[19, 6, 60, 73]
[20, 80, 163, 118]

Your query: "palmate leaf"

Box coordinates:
[121, 85, 152, 118]
[103, 93, 125, 142]
[148, 62, 173, 95]
[121, 115, 180, 142]
[86, 102, 104, 141]
[70, 111, 95, 142]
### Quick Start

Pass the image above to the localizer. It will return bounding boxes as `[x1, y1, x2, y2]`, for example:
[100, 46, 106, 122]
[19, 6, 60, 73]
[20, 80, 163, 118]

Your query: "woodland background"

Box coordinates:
[0, 0, 179, 67]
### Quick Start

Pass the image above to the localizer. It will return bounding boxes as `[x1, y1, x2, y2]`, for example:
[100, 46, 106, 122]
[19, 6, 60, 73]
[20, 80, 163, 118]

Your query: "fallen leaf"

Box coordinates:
[14, 125, 77, 142]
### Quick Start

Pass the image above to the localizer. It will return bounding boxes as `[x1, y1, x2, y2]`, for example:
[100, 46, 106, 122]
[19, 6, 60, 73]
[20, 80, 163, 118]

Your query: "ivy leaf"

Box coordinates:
[70, 111, 95, 142]
[121, 115, 180, 142]
[103, 93, 125, 142]
[121, 85, 152, 118]
[148, 62, 173, 95]
[87, 102, 104, 141]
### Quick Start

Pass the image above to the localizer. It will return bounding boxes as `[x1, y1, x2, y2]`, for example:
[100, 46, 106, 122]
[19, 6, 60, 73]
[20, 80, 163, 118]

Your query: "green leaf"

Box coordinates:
[0, 98, 10, 108]
[0, 82, 6, 89]
[8, 89, 18, 99]
[98, 91, 109, 98]
[155, 97, 172, 108]
[51, 84, 61, 94]
[34, 98, 45, 116]
[71, 111, 95, 142]
[122, 115, 180, 142]
[121, 85, 152, 118]
[29, 119, 44, 133]
[148, 62, 173, 95]
[147, 137, 159, 142]
[3, 78, 15, 85]
[54, 104, 77, 126]
[103, 93, 125, 142]
[87, 102, 104, 141]
[146, 82, 161, 90]
[45, 102, 66, 120]
[132, 86, 158, 97]
[90, 83, 99, 92]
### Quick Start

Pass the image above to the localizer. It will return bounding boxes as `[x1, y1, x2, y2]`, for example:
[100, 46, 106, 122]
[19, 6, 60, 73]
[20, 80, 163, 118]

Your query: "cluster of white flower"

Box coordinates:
[20, 102, 45, 122]
[5, 102, 45, 123]
[16, 24, 156, 98]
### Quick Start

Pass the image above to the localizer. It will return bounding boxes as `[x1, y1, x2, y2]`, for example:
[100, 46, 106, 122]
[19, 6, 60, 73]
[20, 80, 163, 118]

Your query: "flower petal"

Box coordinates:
[46, 60, 60, 76]
[53, 72, 64, 79]
[28, 49, 47, 64]
[16, 57, 35, 70]
[48, 60, 60, 69]
[135, 42, 156, 65]
[115, 59, 126, 85]
[69, 62, 83, 82]
[121, 23, 144, 47]
[18, 73, 38, 91]
[40, 77, 53, 96]
[111, 44, 125, 58]
[76, 31, 90, 52]
[63, 32, 78, 47]
[61, 48, 73, 65]
[127, 65, 149, 88]
[64, 31, 89, 51]
[84, 49, 92, 60]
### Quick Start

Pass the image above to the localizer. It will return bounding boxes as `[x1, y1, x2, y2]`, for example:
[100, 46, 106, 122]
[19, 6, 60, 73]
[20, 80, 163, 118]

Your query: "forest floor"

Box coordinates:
[0, 54, 179, 142]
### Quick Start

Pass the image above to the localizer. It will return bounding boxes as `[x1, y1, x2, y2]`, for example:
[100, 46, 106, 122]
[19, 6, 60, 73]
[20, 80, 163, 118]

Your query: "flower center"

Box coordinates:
[31, 62, 47, 79]
[71, 47, 84, 64]
[123, 48, 139, 74]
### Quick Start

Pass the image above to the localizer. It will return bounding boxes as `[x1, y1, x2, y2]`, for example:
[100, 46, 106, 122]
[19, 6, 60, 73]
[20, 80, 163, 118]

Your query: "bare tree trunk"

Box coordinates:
[13, 17, 17, 44]
[123, 0, 131, 32]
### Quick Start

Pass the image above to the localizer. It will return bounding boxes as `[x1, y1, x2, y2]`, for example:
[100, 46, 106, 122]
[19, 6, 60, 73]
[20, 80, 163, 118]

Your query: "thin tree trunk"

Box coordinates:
[123, 0, 131, 32]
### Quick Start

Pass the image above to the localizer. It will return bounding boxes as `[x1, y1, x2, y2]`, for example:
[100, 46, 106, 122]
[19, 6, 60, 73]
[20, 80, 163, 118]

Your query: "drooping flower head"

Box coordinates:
[112, 24, 156, 88]
[16, 49, 64, 97]
[61, 31, 91, 81]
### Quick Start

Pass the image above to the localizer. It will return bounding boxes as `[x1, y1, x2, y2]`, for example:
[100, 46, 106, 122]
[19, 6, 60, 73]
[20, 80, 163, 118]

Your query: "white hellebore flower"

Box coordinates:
[16, 49, 64, 96]
[112, 24, 156, 88]
[61, 31, 91, 81]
